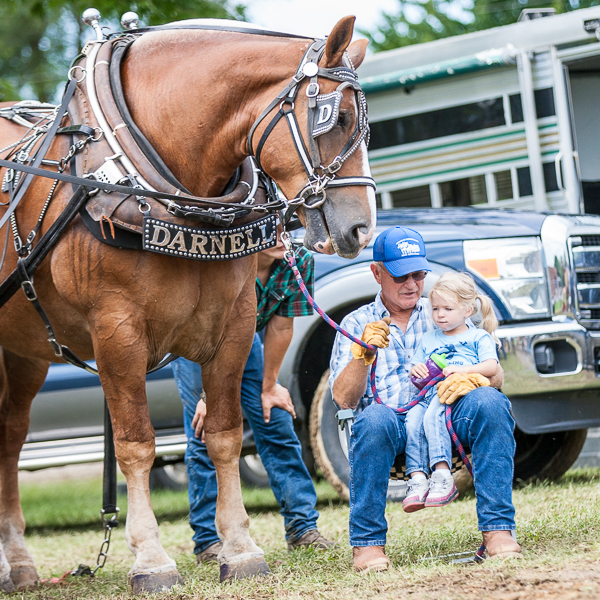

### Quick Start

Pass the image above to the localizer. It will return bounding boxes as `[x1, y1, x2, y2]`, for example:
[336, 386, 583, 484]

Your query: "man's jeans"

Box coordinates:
[172, 334, 319, 555]
[349, 386, 516, 547]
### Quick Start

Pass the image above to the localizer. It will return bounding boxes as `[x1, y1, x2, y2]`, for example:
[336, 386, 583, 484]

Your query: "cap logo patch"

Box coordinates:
[396, 238, 421, 256]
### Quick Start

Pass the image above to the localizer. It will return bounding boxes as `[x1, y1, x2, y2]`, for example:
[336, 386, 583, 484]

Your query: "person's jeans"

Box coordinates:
[172, 334, 319, 554]
[423, 391, 453, 469]
[404, 399, 430, 476]
[349, 386, 516, 547]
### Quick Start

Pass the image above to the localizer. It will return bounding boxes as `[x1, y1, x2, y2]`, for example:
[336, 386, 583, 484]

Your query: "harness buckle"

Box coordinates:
[21, 280, 37, 302]
[326, 157, 343, 174]
[48, 338, 64, 357]
[306, 82, 320, 98]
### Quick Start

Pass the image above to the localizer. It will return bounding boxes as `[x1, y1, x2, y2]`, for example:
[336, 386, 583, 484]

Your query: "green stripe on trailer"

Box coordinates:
[361, 48, 516, 95]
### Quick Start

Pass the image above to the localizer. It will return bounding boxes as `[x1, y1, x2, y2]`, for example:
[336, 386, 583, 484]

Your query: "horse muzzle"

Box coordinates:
[301, 200, 374, 259]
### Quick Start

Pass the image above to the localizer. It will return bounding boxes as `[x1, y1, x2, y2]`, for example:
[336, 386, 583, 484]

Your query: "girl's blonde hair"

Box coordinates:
[429, 272, 499, 343]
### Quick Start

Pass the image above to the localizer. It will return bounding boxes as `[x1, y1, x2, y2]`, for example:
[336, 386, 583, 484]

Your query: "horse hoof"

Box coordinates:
[0, 576, 15, 594]
[129, 570, 183, 594]
[220, 555, 271, 582]
[10, 566, 38, 591]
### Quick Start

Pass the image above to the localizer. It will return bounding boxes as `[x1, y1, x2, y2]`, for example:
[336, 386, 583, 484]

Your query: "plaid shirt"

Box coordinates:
[329, 295, 434, 410]
[255, 246, 314, 332]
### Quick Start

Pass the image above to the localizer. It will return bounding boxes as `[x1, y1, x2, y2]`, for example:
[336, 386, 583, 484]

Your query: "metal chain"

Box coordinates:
[91, 509, 119, 575]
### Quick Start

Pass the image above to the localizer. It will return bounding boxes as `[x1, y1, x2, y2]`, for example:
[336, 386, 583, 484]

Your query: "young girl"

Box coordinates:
[403, 271, 499, 513]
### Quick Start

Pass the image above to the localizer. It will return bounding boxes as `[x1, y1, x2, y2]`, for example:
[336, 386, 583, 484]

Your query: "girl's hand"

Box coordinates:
[442, 365, 463, 377]
[410, 363, 429, 379]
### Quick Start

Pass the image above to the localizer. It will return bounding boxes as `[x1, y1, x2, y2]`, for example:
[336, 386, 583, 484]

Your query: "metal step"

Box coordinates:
[18, 431, 186, 471]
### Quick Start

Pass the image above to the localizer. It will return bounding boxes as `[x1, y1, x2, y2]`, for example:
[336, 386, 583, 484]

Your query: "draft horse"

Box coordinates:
[0, 15, 375, 593]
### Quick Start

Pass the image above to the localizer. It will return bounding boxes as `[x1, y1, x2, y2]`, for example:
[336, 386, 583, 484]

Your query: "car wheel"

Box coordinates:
[239, 454, 270, 488]
[513, 427, 588, 482]
[150, 463, 188, 491]
[309, 370, 406, 502]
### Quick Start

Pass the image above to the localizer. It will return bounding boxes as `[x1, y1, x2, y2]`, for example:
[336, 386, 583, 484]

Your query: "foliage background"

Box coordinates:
[1, 0, 597, 102]
[361, 0, 594, 52]
[0, 0, 245, 103]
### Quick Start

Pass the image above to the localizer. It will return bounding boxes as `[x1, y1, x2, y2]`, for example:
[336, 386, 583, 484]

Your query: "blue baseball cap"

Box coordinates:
[373, 227, 431, 277]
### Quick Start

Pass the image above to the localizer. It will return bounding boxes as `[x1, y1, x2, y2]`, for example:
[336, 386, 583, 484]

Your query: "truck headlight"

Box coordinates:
[463, 237, 550, 320]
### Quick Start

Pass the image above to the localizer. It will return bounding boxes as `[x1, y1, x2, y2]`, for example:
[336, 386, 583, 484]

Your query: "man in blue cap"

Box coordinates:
[329, 226, 520, 573]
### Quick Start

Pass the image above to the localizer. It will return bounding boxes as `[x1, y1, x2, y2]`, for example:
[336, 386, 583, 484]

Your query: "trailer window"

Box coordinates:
[390, 186, 431, 208]
[517, 167, 533, 197]
[369, 98, 505, 150]
[440, 175, 487, 207]
[509, 88, 556, 123]
[494, 171, 513, 201]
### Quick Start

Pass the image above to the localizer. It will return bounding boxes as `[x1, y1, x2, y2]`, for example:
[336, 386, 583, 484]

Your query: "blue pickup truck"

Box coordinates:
[20, 208, 600, 496]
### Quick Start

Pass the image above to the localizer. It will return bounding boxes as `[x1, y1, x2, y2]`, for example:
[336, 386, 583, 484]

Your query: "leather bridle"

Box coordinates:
[247, 39, 376, 223]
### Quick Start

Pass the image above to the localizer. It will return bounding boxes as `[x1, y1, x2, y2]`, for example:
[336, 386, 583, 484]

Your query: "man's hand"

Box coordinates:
[192, 395, 207, 442]
[437, 372, 490, 405]
[410, 363, 429, 379]
[262, 383, 296, 423]
[351, 316, 391, 365]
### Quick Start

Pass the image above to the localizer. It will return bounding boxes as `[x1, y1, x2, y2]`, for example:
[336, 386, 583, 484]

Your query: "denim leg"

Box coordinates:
[349, 403, 406, 547]
[423, 393, 453, 469]
[449, 387, 516, 531]
[171, 357, 220, 555]
[404, 402, 429, 476]
[241, 334, 319, 543]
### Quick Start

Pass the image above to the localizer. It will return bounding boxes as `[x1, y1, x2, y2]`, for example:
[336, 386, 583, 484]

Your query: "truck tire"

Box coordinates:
[150, 463, 188, 491]
[239, 454, 270, 488]
[513, 427, 588, 482]
[150, 455, 272, 491]
[309, 371, 408, 502]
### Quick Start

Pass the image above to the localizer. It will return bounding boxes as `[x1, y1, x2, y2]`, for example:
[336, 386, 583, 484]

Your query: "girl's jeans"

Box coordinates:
[172, 334, 319, 555]
[349, 386, 516, 547]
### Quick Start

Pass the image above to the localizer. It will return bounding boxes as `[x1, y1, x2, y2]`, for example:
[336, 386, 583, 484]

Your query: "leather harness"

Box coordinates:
[0, 22, 375, 373]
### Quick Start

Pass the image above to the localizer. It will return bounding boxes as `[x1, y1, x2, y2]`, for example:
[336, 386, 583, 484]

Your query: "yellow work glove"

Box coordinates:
[436, 372, 490, 405]
[350, 317, 391, 366]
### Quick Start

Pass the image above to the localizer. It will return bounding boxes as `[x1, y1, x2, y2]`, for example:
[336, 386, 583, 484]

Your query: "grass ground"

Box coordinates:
[13, 468, 600, 599]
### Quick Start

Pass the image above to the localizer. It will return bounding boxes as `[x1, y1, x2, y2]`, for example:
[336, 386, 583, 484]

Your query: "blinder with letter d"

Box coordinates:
[312, 91, 342, 138]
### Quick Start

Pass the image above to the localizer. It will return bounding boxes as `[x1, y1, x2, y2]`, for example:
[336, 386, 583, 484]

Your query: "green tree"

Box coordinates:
[0, 0, 246, 102]
[361, 0, 585, 52]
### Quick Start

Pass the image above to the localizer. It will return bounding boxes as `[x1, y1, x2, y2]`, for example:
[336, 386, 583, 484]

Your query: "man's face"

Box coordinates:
[259, 224, 286, 261]
[371, 263, 426, 311]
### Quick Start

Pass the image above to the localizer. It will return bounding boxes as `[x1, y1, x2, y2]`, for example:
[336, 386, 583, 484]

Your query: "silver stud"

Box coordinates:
[121, 11, 139, 30]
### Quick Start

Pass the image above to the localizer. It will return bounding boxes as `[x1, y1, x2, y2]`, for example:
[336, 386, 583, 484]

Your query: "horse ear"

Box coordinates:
[322, 16, 355, 68]
[346, 39, 368, 69]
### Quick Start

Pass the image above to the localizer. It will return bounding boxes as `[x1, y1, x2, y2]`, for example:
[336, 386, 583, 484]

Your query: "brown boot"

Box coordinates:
[352, 546, 390, 573]
[195, 541, 223, 564]
[287, 529, 338, 551]
[482, 531, 522, 560]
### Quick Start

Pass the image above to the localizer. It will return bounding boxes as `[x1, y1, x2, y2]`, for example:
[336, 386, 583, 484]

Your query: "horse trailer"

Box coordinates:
[358, 6, 600, 218]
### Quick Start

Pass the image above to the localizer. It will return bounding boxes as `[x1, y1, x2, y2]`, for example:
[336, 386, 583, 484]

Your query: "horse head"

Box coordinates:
[249, 17, 376, 259]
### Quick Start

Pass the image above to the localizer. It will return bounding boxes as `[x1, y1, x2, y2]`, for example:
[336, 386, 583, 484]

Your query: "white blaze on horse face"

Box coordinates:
[358, 140, 376, 248]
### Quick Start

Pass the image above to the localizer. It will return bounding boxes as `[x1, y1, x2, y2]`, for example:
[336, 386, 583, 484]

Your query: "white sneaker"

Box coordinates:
[425, 471, 458, 507]
[402, 477, 429, 513]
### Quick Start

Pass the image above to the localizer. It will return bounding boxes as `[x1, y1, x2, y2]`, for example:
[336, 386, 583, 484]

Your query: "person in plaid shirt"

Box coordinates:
[172, 228, 335, 564]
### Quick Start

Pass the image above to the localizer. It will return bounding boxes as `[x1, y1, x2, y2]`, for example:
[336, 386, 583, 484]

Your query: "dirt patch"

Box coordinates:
[392, 558, 600, 600]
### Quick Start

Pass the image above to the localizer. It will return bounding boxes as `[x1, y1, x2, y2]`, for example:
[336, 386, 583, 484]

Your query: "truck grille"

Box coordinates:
[571, 235, 600, 326]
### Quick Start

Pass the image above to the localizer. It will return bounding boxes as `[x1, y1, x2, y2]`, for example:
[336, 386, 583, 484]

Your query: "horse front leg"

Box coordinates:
[0, 350, 49, 591]
[202, 327, 270, 582]
[93, 329, 183, 595]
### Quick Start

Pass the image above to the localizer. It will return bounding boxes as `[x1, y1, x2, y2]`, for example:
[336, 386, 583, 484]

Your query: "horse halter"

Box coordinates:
[247, 39, 376, 222]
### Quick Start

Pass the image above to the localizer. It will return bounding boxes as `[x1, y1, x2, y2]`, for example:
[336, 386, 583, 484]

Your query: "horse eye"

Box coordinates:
[337, 112, 348, 128]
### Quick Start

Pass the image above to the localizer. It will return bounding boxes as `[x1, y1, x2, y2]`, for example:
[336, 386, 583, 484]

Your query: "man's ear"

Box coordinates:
[371, 262, 382, 284]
